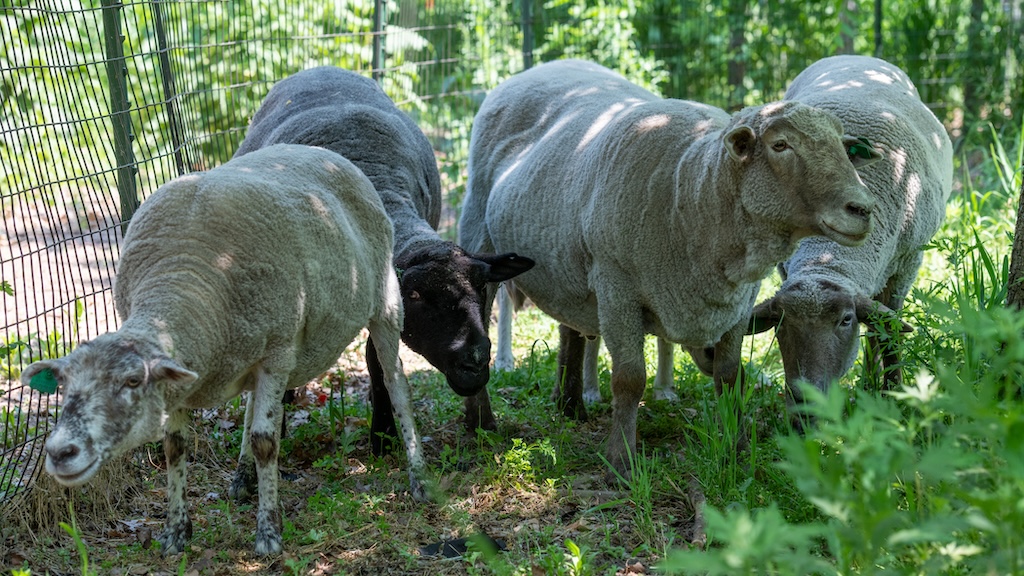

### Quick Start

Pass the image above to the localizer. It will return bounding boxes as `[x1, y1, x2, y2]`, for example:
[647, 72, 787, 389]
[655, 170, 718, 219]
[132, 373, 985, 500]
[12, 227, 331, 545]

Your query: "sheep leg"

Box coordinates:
[582, 336, 601, 404]
[157, 408, 193, 555]
[653, 338, 678, 401]
[600, 311, 647, 482]
[553, 324, 588, 420]
[249, 368, 286, 555]
[366, 337, 399, 456]
[367, 322, 427, 502]
[464, 389, 497, 434]
[228, 393, 258, 502]
[494, 282, 516, 371]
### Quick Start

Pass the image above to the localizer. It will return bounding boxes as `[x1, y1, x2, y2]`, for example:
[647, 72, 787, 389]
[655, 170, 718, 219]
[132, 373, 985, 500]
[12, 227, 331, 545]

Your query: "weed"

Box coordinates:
[58, 502, 96, 576]
[495, 437, 557, 488]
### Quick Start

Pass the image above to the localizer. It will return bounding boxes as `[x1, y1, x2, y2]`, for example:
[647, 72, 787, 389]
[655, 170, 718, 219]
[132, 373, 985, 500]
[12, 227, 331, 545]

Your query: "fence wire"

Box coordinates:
[1, 0, 1019, 508]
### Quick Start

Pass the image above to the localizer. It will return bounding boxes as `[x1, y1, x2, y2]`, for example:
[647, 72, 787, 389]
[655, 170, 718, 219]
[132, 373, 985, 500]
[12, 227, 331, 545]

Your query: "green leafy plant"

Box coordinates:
[59, 503, 97, 576]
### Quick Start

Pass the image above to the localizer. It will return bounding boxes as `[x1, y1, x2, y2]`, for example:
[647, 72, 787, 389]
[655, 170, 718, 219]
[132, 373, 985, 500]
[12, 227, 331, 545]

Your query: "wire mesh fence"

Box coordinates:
[1, 0, 1020, 509]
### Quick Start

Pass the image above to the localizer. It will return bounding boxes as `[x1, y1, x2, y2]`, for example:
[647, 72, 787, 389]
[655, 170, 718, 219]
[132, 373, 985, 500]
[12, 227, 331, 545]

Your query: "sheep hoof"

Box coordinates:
[409, 473, 430, 503]
[582, 388, 602, 404]
[254, 528, 283, 556]
[653, 388, 679, 402]
[157, 518, 192, 556]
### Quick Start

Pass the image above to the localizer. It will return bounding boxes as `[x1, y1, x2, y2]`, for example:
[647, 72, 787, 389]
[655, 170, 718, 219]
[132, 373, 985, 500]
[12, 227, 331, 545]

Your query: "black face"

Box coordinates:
[395, 243, 534, 397]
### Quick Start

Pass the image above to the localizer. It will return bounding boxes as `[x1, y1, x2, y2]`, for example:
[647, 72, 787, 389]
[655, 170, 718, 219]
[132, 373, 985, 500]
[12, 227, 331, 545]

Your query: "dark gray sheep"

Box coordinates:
[234, 66, 533, 450]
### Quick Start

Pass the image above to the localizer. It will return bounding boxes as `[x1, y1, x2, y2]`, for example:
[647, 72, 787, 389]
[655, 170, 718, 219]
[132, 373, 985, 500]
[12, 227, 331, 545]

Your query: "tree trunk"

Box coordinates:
[726, 0, 747, 111]
[839, 0, 857, 54]
[1007, 170, 1024, 310]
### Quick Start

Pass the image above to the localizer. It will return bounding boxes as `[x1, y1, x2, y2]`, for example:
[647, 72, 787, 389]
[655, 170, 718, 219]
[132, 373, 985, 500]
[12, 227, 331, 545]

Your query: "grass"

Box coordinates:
[3, 120, 1023, 575]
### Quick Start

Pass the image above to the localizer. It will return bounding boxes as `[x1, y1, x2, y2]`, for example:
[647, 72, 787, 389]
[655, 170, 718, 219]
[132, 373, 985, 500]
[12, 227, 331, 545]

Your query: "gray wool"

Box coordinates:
[234, 66, 442, 259]
[114, 144, 399, 409]
[461, 59, 871, 350]
[781, 55, 953, 306]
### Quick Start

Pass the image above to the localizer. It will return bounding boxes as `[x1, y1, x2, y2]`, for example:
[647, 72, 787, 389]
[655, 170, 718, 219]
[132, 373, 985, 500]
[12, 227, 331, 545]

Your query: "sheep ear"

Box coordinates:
[855, 296, 914, 333]
[21, 359, 66, 393]
[477, 252, 535, 283]
[747, 298, 782, 334]
[842, 135, 882, 168]
[149, 357, 198, 388]
[725, 126, 757, 161]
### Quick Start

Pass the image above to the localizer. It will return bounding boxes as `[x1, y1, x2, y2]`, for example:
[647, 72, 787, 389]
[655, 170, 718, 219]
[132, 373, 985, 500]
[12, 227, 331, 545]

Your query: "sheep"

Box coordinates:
[233, 66, 534, 443]
[20, 144, 427, 556]
[747, 55, 953, 402]
[458, 59, 878, 478]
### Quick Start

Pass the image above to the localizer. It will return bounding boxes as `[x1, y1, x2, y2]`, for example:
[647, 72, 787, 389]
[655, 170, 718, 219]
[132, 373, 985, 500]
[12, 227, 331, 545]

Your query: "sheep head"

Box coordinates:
[748, 279, 913, 403]
[395, 243, 534, 396]
[21, 335, 197, 486]
[728, 102, 880, 247]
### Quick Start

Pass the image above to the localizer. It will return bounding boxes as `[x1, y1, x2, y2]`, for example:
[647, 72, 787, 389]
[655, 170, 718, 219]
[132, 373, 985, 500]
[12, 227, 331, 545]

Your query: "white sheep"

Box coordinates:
[459, 59, 878, 478]
[748, 55, 953, 402]
[21, 144, 426, 555]
[234, 66, 534, 439]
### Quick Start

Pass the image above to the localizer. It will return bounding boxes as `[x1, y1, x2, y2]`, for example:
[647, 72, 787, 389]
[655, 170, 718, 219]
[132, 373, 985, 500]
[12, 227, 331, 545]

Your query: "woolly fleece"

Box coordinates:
[24, 144, 423, 555]
[234, 66, 441, 258]
[757, 55, 953, 393]
[460, 59, 875, 475]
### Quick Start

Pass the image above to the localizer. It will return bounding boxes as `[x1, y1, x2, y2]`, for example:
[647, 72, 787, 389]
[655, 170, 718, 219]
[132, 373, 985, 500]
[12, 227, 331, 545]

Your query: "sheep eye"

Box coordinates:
[771, 140, 788, 152]
[125, 376, 143, 388]
[839, 313, 854, 328]
[408, 290, 422, 301]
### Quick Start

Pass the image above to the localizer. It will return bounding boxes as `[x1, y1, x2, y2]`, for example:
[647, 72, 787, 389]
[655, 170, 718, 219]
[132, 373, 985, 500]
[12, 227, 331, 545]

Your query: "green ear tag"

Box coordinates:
[848, 137, 875, 160]
[29, 368, 58, 394]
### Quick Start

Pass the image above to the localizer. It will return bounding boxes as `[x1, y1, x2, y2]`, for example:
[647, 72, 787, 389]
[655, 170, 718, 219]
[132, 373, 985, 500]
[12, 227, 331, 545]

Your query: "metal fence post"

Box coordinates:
[151, 0, 189, 176]
[521, 0, 534, 70]
[874, 0, 883, 56]
[372, 0, 386, 83]
[101, 0, 139, 232]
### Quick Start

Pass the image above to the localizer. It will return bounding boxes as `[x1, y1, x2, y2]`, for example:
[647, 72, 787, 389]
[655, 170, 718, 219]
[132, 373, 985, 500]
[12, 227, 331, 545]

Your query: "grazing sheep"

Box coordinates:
[234, 66, 533, 446]
[459, 59, 878, 478]
[21, 144, 426, 555]
[748, 55, 952, 402]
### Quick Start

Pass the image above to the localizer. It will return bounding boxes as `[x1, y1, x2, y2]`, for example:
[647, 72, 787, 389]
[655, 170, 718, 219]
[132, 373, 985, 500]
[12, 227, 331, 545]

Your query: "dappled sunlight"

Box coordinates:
[305, 193, 332, 222]
[692, 117, 721, 136]
[889, 147, 908, 186]
[564, 85, 603, 100]
[636, 113, 671, 134]
[215, 252, 233, 270]
[824, 79, 865, 91]
[902, 173, 922, 227]
[577, 102, 629, 151]
[495, 154, 527, 189]
[812, 251, 835, 266]
[864, 69, 896, 85]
